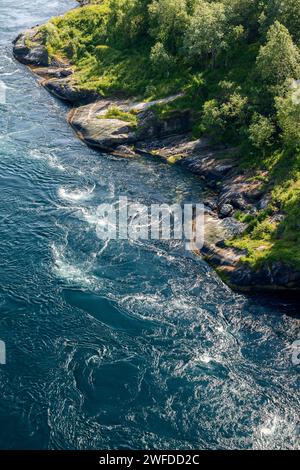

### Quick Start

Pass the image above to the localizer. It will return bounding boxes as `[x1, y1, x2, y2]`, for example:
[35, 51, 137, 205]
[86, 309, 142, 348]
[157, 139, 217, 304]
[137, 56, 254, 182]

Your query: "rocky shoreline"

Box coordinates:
[12, 27, 300, 293]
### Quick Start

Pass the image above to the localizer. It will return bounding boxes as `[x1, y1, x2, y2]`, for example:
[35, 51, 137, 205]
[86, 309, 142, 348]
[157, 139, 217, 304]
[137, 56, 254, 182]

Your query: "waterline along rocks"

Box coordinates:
[12, 7, 300, 293]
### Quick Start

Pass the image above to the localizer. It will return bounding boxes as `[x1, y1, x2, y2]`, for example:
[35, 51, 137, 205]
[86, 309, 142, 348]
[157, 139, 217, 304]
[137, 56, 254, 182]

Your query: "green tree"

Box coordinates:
[106, 0, 151, 48]
[276, 93, 300, 152]
[184, 1, 228, 67]
[148, 0, 188, 54]
[223, 0, 263, 39]
[200, 83, 248, 141]
[248, 113, 275, 153]
[150, 42, 175, 77]
[256, 21, 300, 88]
[260, 0, 300, 45]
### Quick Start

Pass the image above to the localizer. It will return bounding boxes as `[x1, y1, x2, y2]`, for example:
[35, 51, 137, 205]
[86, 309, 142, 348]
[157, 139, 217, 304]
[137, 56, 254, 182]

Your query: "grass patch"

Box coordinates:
[230, 150, 300, 270]
[97, 105, 138, 126]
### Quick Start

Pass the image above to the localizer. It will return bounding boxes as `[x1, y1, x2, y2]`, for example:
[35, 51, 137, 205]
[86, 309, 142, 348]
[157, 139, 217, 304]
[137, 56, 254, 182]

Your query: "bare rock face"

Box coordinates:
[137, 109, 192, 140]
[218, 175, 264, 211]
[179, 151, 237, 182]
[43, 78, 99, 104]
[68, 95, 189, 153]
[230, 261, 300, 291]
[69, 100, 139, 152]
[33, 67, 73, 79]
[202, 239, 300, 292]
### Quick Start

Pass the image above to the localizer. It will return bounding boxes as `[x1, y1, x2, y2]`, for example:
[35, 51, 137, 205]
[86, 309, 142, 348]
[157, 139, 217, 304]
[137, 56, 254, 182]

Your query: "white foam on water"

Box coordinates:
[47, 155, 66, 172]
[51, 243, 95, 287]
[199, 354, 212, 364]
[0, 53, 13, 64]
[0, 70, 18, 76]
[98, 238, 110, 256]
[28, 150, 67, 171]
[259, 415, 280, 438]
[216, 325, 225, 333]
[28, 149, 44, 160]
[58, 184, 95, 203]
[186, 350, 222, 371]
[78, 207, 99, 226]
[253, 412, 300, 450]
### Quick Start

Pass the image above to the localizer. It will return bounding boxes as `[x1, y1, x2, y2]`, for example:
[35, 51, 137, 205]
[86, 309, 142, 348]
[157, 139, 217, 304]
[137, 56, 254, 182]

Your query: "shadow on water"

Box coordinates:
[249, 291, 300, 319]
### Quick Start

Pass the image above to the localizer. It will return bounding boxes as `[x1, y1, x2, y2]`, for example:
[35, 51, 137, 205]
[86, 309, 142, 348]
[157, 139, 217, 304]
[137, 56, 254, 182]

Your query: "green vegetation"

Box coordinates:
[97, 105, 138, 126]
[39, 0, 300, 271]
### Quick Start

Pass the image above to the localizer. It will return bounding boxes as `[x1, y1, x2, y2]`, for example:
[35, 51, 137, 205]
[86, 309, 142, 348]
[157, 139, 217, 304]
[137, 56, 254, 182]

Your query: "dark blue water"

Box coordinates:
[0, 0, 299, 450]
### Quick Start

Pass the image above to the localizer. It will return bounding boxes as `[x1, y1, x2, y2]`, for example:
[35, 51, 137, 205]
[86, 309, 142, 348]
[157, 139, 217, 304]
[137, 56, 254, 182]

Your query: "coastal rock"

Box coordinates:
[229, 261, 300, 291]
[112, 145, 137, 157]
[219, 217, 247, 237]
[137, 109, 192, 140]
[218, 203, 234, 218]
[258, 194, 272, 210]
[43, 77, 99, 104]
[204, 198, 218, 211]
[180, 151, 237, 181]
[218, 175, 264, 212]
[13, 29, 49, 66]
[136, 135, 211, 160]
[13, 28, 84, 102]
[137, 134, 238, 186]
[33, 67, 74, 79]
[203, 243, 300, 291]
[68, 95, 190, 151]
[201, 243, 245, 268]
[69, 100, 138, 150]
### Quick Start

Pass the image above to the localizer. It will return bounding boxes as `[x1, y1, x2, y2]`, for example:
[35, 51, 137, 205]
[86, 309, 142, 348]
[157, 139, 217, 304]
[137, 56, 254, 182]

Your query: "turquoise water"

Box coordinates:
[0, 0, 299, 450]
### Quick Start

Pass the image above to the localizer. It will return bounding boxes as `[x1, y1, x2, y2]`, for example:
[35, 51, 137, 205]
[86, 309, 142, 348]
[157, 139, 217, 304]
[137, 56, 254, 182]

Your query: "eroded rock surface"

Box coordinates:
[68, 95, 189, 154]
[69, 100, 138, 152]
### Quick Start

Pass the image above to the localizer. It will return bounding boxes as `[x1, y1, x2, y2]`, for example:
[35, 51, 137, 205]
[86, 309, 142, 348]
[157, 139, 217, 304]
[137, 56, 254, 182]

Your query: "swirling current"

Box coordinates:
[0, 0, 299, 450]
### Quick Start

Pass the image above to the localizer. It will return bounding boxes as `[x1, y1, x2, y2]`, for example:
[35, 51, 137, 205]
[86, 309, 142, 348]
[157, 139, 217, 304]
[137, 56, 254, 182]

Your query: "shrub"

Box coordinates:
[256, 21, 300, 88]
[150, 42, 175, 77]
[248, 113, 275, 151]
[276, 93, 300, 152]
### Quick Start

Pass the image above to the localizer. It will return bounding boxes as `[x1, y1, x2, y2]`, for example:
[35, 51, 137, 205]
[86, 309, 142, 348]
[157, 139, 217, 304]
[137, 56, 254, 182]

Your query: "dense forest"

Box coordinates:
[36, 0, 300, 273]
